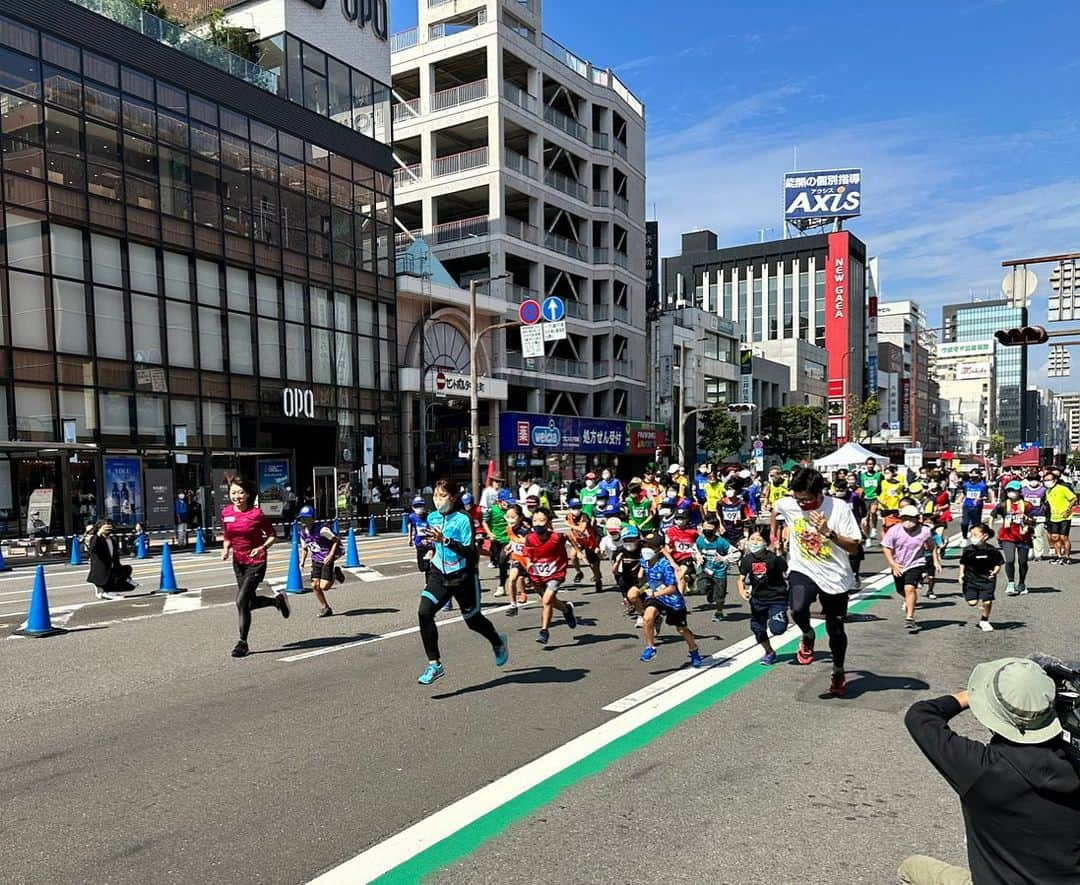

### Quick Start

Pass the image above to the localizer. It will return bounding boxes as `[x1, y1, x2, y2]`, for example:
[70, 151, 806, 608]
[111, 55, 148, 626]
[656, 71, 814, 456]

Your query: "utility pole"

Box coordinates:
[469, 274, 512, 498]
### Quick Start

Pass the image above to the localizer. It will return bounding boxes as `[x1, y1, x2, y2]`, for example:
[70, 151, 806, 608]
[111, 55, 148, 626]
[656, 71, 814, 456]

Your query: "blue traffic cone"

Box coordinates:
[285, 532, 305, 594]
[345, 527, 361, 568]
[400, 512, 408, 534]
[16, 565, 65, 637]
[69, 535, 82, 566]
[368, 514, 377, 537]
[0, 543, 11, 572]
[135, 533, 147, 559]
[333, 518, 340, 535]
[291, 521, 299, 544]
[194, 528, 205, 554]
[157, 542, 180, 594]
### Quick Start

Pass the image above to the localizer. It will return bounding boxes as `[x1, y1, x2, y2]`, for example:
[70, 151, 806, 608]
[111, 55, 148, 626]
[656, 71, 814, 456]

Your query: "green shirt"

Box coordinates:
[579, 486, 599, 518]
[484, 505, 509, 543]
[860, 471, 883, 501]
[626, 495, 655, 529]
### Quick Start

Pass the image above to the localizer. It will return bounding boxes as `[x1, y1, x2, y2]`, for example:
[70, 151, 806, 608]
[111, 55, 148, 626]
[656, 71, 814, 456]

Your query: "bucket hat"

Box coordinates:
[968, 657, 1062, 744]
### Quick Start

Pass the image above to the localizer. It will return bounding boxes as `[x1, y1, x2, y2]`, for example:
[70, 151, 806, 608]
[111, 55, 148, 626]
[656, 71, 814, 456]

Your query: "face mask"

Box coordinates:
[797, 496, 821, 512]
[412, 507, 424, 515]
[1007, 491, 1019, 499]
[585, 480, 595, 488]
[641, 548, 657, 563]
[748, 542, 766, 554]
[903, 521, 918, 531]
[972, 535, 988, 546]
[1028, 480, 1041, 488]
[436, 500, 453, 515]
[534, 525, 550, 536]
[607, 532, 621, 542]
[1046, 480, 1056, 488]
[625, 543, 639, 554]
[703, 528, 717, 537]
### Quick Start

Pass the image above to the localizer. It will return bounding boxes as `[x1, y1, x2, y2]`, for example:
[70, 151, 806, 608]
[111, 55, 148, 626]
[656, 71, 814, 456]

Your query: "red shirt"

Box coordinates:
[566, 513, 599, 550]
[997, 500, 1032, 544]
[221, 504, 275, 566]
[523, 530, 569, 583]
[665, 525, 700, 563]
[934, 490, 953, 524]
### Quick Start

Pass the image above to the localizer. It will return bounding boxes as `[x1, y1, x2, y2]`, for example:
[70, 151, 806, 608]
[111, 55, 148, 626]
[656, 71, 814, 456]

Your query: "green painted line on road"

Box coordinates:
[373, 584, 897, 884]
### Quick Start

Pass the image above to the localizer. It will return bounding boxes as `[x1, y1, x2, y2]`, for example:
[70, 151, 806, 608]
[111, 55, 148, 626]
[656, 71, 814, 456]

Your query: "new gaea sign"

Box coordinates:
[300, 0, 389, 41]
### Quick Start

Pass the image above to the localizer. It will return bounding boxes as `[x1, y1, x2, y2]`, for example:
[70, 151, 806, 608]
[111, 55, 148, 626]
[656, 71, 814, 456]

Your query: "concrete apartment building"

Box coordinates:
[1053, 392, 1080, 451]
[389, 0, 648, 420]
[877, 300, 940, 449]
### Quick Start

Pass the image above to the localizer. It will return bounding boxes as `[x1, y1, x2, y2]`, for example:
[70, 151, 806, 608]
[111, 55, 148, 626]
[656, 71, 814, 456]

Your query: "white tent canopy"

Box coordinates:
[813, 442, 891, 471]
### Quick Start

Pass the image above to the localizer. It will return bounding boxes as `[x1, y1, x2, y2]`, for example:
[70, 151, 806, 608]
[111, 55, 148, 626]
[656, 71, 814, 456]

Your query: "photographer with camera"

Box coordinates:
[899, 657, 1080, 884]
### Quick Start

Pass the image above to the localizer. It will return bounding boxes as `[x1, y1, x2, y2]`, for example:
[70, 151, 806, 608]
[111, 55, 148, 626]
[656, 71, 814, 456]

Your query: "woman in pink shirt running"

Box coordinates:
[220, 476, 287, 657]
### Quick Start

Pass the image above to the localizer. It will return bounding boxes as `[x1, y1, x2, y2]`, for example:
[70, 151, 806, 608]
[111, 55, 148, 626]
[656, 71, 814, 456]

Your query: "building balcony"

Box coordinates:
[509, 284, 540, 304]
[613, 251, 628, 269]
[544, 232, 588, 262]
[544, 168, 588, 202]
[614, 359, 631, 376]
[613, 305, 630, 323]
[503, 82, 537, 114]
[503, 217, 538, 244]
[504, 148, 538, 178]
[393, 162, 423, 188]
[613, 194, 629, 216]
[565, 298, 589, 320]
[390, 28, 419, 52]
[502, 352, 587, 379]
[432, 145, 490, 178]
[398, 214, 491, 248]
[592, 189, 609, 208]
[72, 0, 277, 92]
[593, 304, 609, 320]
[592, 132, 609, 150]
[592, 360, 610, 378]
[592, 247, 609, 265]
[613, 139, 628, 160]
[393, 98, 422, 124]
[429, 8, 487, 41]
[431, 78, 489, 113]
[543, 106, 589, 144]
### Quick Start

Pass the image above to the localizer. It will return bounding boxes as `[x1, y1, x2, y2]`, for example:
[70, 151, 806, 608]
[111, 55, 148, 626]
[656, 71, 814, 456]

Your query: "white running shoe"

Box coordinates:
[635, 615, 644, 628]
[492, 587, 506, 597]
[978, 620, 994, 632]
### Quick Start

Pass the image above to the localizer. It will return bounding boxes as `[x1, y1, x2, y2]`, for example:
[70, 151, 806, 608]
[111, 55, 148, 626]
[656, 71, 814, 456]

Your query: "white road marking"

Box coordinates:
[162, 592, 203, 614]
[303, 618, 808, 885]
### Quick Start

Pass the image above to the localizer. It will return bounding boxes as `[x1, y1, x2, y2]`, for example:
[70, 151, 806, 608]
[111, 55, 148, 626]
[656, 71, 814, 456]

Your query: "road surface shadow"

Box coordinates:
[254, 632, 379, 653]
[985, 620, 1026, 631]
[338, 606, 399, 617]
[430, 666, 590, 699]
[544, 631, 635, 648]
[1024, 586, 1060, 594]
[914, 618, 968, 632]
[845, 613, 886, 623]
[831, 670, 930, 700]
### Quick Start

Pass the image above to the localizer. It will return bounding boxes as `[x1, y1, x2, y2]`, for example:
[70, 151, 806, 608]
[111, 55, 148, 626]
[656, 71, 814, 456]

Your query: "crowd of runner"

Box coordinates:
[215, 458, 1079, 695]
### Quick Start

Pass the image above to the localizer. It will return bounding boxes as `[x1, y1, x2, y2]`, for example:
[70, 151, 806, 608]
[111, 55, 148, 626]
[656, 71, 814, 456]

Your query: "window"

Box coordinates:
[284, 279, 304, 322]
[163, 251, 190, 300]
[94, 286, 126, 358]
[767, 270, 778, 340]
[196, 259, 221, 305]
[99, 391, 131, 436]
[198, 307, 224, 371]
[328, 57, 352, 127]
[228, 313, 254, 374]
[286, 323, 307, 380]
[58, 388, 97, 437]
[136, 394, 166, 440]
[43, 65, 80, 112]
[49, 225, 83, 279]
[84, 82, 119, 125]
[782, 268, 793, 338]
[258, 317, 280, 378]
[53, 278, 88, 353]
[6, 211, 45, 271]
[704, 332, 720, 360]
[165, 300, 194, 366]
[91, 233, 122, 286]
[313, 327, 332, 383]
[357, 336, 374, 388]
[798, 270, 809, 339]
[752, 273, 763, 342]
[815, 267, 825, 349]
[171, 398, 198, 445]
[255, 274, 278, 316]
[9, 271, 48, 348]
[131, 294, 161, 363]
[129, 242, 157, 293]
[226, 266, 249, 311]
[0, 46, 40, 98]
[202, 401, 227, 446]
[15, 385, 53, 440]
[737, 275, 747, 340]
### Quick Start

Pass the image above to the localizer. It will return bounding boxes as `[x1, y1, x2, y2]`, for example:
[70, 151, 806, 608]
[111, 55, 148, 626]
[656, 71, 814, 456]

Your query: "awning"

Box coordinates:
[1002, 448, 1040, 469]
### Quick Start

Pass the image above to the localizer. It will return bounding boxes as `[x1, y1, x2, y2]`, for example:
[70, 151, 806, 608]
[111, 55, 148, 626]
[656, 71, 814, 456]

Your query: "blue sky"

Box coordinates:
[389, 0, 1080, 388]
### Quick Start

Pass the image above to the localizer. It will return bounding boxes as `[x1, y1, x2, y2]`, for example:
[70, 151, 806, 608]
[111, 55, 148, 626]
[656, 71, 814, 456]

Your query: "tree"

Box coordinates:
[129, 0, 175, 20]
[698, 411, 745, 462]
[848, 392, 881, 442]
[987, 432, 1006, 462]
[202, 9, 259, 62]
[1067, 450, 1080, 470]
[760, 405, 830, 461]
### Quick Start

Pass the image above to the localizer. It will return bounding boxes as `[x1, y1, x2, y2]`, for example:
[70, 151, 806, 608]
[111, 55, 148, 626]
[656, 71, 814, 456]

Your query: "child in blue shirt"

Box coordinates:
[639, 534, 702, 667]
[694, 515, 733, 623]
[407, 495, 434, 581]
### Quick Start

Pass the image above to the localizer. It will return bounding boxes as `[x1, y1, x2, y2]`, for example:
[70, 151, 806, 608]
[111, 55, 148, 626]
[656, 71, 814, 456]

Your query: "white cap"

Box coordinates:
[899, 505, 920, 518]
[605, 516, 623, 531]
[668, 464, 682, 475]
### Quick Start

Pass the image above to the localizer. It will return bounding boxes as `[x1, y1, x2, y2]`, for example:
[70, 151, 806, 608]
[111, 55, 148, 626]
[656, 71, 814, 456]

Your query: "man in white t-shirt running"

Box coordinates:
[773, 467, 864, 697]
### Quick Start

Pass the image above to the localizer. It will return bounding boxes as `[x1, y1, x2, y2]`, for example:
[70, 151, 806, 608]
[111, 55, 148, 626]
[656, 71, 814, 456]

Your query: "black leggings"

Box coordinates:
[1000, 541, 1030, 584]
[234, 562, 276, 641]
[418, 566, 501, 661]
[788, 572, 849, 669]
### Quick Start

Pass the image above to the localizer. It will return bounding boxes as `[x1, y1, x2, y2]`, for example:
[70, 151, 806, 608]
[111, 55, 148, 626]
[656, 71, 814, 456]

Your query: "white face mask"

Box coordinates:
[436, 499, 453, 514]
[1028, 480, 1041, 488]
[641, 548, 657, 563]
[585, 480, 595, 488]
[1046, 480, 1056, 488]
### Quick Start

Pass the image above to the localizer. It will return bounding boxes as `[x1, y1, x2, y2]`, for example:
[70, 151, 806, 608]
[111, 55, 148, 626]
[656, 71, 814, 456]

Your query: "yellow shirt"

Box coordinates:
[1046, 484, 1078, 522]
[879, 477, 906, 511]
[703, 481, 725, 512]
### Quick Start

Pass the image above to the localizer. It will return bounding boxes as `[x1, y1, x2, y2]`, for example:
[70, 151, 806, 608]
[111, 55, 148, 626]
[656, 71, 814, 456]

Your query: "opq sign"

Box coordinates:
[784, 168, 862, 224]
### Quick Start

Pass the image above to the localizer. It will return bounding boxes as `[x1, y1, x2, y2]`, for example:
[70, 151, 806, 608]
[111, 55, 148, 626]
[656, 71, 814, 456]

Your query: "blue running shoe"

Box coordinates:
[418, 662, 445, 685]
[689, 649, 702, 668]
[536, 629, 549, 645]
[494, 634, 509, 667]
[640, 646, 657, 662]
[565, 602, 577, 629]
[759, 652, 778, 666]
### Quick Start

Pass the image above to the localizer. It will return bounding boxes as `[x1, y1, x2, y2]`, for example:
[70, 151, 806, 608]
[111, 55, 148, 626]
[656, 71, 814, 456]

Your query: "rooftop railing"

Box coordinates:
[431, 78, 489, 113]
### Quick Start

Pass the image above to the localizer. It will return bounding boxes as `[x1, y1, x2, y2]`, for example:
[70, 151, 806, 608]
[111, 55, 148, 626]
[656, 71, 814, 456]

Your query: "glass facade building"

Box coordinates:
[0, 4, 397, 538]
[942, 299, 1027, 449]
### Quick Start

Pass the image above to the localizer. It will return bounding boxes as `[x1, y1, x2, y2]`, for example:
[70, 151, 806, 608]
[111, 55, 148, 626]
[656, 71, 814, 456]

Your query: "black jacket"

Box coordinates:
[905, 695, 1080, 884]
[86, 535, 122, 588]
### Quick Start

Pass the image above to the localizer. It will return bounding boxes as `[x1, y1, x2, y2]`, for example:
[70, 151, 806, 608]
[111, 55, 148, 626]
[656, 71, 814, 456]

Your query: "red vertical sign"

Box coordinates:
[826, 231, 851, 443]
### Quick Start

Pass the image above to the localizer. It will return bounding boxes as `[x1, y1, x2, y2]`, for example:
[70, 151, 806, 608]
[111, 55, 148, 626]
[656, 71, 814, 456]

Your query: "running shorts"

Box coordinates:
[310, 561, 335, 584]
[645, 597, 688, 628]
[1048, 519, 1072, 536]
[899, 565, 925, 590]
[963, 581, 995, 602]
[531, 579, 562, 597]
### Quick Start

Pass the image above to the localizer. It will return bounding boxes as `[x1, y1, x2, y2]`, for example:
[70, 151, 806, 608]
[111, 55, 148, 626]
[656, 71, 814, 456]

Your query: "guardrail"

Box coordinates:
[543, 106, 589, 143]
[431, 78, 489, 113]
[504, 148, 537, 178]
[433, 145, 489, 177]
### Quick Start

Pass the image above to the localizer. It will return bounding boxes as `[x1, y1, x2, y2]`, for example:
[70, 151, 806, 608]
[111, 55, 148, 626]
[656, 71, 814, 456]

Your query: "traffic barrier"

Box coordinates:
[135, 533, 148, 559]
[285, 531, 305, 594]
[194, 528, 205, 555]
[368, 514, 377, 537]
[345, 527, 361, 568]
[401, 513, 409, 534]
[157, 543, 180, 594]
[69, 535, 82, 566]
[0, 544, 10, 572]
[16, 565, 65, 637]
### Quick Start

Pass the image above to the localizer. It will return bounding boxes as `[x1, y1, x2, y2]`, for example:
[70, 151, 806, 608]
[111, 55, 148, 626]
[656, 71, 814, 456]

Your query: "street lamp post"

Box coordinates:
[469, 274, 512, 498]
[679, 403, 750, 465]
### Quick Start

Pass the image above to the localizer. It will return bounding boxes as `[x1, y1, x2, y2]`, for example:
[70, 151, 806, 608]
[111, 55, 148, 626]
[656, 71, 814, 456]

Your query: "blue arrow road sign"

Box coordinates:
[542, 296, 565, 322]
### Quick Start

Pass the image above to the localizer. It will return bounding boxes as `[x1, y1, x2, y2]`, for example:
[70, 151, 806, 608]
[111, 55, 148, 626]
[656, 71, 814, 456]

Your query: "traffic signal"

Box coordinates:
[994, 326, 1048, 346]
[728, 403, 756, 414]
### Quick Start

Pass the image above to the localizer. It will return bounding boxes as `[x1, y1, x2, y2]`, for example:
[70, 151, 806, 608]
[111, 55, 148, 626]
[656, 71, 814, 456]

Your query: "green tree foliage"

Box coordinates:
[848, 393, 881, 441]
[760, 405, 830, 461]
[698, 411, 746, 462]
[203, 9, 259, 62]
[129, 0, 175, 20]
[987, 432, 1006, 462]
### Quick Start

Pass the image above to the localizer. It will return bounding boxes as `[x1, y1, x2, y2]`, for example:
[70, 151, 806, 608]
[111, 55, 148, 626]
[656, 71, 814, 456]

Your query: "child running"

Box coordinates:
[221, 475, 287, 658]
[522, 507, 577, 645]
[664, 504, 699, 594]
[565, 498, 603, 593]
[881, 504, 932, 634]
[694, 515, 733, 622]
[297, 505, 342, 617]
[406, 495, 433, 587]
[504, 504, 530, 615]
[958, 522, 1004, 632]
[638, 533, 702, 667]
[613, 526, 644, 617]
[738, 532, 789, 665]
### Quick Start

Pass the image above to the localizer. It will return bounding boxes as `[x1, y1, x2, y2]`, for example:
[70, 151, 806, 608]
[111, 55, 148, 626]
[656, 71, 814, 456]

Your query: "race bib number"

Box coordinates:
[722, 507, 742, 522]
[675, 540, 695, 554]
[1010, 514, 1027, 526]
[966, 491, 980, 501]
[532, 560, 558, 578]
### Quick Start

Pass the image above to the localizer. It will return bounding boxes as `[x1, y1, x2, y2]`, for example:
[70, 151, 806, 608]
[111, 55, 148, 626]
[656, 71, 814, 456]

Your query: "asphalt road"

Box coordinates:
[1, 532, 1073, 885]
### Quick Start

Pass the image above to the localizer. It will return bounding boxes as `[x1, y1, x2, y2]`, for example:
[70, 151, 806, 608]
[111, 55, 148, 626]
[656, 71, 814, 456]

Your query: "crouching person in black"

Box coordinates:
[87, 519, 138, 600]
